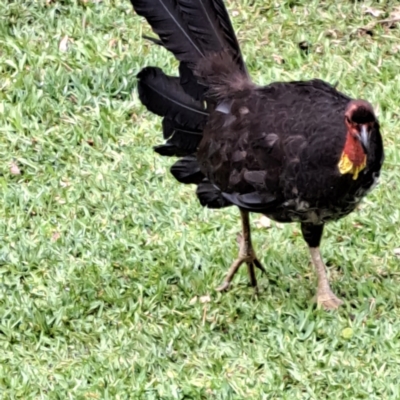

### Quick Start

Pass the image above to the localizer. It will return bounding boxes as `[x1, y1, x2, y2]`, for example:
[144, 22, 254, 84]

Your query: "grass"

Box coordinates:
[0, 0, 400, 398]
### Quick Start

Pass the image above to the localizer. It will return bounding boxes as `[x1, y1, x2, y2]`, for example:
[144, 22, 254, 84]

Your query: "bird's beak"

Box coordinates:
[357, 125, 369, 153]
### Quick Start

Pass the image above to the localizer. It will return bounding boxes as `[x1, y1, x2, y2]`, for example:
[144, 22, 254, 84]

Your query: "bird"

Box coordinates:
[130, 0, 384, 309]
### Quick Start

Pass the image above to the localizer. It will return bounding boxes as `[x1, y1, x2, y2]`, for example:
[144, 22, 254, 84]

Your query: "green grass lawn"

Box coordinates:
[1, 0, 400, 398]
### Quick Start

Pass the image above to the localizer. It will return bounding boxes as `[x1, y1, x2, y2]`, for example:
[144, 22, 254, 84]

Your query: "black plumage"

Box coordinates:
[131, 0, 384, 309]
[170, 155, 204, 184]
[137, 67, 207, 128]
[132, 0, 204, 63]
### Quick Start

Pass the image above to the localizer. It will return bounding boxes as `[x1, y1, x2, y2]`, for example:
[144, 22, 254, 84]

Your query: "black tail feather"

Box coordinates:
[166, 129, 203, 155]
[196, 181, 232, 208]
[177, 0, 247, 74]
[162, 117, 202, 140]
[142, 35, 163, 47]
[155, 126, 202, 157]
[162, 117, 175, 139]
[131, 0, 247, 73]
[154, 143, 189, 157]
[170, 156, 204, 184]
[179, 62, 208, 101]
[137, 67, 208, 130]
[130, 0, 204, 64]
[131, 0, 247, 210]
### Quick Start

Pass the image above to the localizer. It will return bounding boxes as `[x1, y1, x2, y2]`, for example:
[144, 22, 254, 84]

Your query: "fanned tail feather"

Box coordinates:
[137, 67, 208, 157]
[137, 67, 208, 128]
[176, 0, 247, 74]
[130, 0, 204, 65]
[131, 0, 249, 209]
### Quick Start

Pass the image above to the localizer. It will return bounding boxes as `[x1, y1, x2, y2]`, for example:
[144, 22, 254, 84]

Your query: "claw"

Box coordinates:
[216, 281, 231, 292]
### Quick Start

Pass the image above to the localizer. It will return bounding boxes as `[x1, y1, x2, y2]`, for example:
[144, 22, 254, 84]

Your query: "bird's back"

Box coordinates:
[197, 79, 382, 223]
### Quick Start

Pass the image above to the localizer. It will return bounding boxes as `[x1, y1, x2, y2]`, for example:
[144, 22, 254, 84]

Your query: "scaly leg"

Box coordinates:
[216, 209, 266, 292]
[309, 247, 343, 309]
[301, 223, 343, 310]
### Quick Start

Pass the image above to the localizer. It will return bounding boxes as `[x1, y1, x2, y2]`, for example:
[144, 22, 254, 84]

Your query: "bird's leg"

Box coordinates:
[309, 247, 343, 309]
[216, 209, 266, 292]
[301, 223, 343, 310]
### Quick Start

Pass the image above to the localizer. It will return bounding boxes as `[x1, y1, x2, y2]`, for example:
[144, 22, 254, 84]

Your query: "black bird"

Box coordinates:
[131, 0, 384, 309]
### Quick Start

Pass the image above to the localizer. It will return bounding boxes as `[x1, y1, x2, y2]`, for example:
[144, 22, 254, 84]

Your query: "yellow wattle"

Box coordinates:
[338, 152, 367, 180]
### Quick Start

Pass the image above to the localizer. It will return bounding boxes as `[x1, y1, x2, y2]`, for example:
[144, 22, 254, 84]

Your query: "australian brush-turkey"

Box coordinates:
[130, 0, 384, 309]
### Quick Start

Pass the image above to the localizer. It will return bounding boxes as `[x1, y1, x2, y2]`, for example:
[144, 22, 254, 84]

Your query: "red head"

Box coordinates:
[339, 100, 377, 179]
[344, 100, 376, 154]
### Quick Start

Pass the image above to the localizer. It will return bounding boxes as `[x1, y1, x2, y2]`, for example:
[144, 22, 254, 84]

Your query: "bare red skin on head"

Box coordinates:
[343, 100, 375, 167]
[342, 132, 366, 167]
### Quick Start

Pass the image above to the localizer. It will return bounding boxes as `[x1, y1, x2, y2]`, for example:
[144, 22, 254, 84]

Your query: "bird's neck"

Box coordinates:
[338, 133, 367, 180]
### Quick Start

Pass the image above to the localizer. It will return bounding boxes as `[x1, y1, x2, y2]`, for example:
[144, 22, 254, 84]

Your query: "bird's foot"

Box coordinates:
[216, 281, 231, 292]
[316, 288, 343, 310]
[216, 236, 266, 292]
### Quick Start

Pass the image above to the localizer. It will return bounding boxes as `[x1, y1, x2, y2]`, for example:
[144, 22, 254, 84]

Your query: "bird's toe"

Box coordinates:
[316, 290, 344, 310]
[216, 281, 231, 292]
